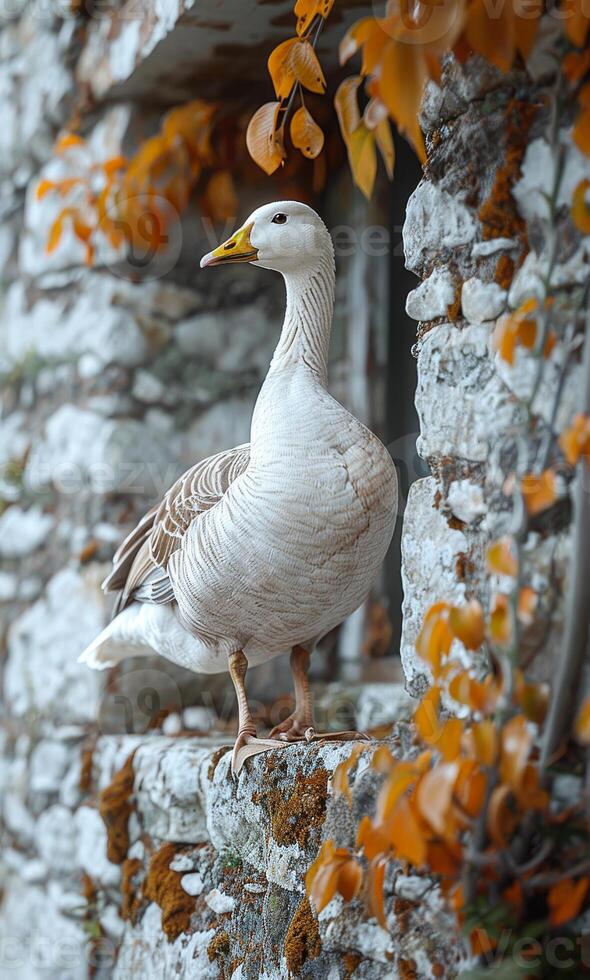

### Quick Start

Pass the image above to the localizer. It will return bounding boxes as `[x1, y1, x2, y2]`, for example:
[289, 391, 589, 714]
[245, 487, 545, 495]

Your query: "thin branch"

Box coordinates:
[540, 303, 590, 775]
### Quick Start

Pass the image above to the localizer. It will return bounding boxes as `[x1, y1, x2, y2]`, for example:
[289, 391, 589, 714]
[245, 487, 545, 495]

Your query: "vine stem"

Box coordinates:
[540, 302, 590, 775]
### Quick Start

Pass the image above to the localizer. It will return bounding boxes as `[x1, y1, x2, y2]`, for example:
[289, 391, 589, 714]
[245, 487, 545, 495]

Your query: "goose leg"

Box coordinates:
[229, 650, 285, 776]
[269, 645, 370, 744]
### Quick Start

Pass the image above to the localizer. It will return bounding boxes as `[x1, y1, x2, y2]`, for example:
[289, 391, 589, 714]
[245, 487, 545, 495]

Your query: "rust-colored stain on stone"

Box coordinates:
[98, 751, 136, 865]
[343, 950, 363, 977]
[478, 99, 537, 256]
[284, 897, 321, 975]
[208, 744, 232, 780]
[207, 928, 230, 961]
[495, 252, 515, 289]
[143, 842, 197, 942]
[79, 742, 95, 794]
[257, 764, 329, 848]
[399, 957, 418, 980]
[121, 857, 143, 923]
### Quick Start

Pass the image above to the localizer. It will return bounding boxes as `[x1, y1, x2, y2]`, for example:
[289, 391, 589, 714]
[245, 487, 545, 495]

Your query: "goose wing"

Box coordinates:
[103, 443, 250, 614]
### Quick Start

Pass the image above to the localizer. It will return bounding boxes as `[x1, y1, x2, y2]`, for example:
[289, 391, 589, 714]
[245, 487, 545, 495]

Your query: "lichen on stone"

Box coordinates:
[207, 928, 230, 961]
[120, 856, 143, 924]
[98, 750, 136, 865]
[258, 763, 329, 849]
[284, 898, 321, 976]
[143, 842, 197, 942]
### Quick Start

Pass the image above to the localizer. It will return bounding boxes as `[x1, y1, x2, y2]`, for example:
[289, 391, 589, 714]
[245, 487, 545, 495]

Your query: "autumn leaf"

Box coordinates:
[500, 715, 532, 794]
[372, 745, 395, 774]
[246, 102, 286, 175]
[36, 179, 56, 200]
[367, 859, 387, 927]
[268, 37, 326, 100]
[560, 413, 590, 466]
[46, 208, 75, 254]
[449, 599, 485, 650]
[334, 76, 363, 140]
[331, 743, 367, 802]
[103, 156, 128, 177]
[574, 696, 590, 744]
[55, 133, 86, 153]
[471, 720, 499, 767]
[338, 857, 363, 901]
[487, 536, 518, 577]
[487, 784, 517, 848]
[437, 718, 464, 762]
[416, 762, 459, 835]
[376, 761, 420, 822]
[572, 179, 590, 233]
[387, 796, 427, 866]
[489, 594, 512, 646]
[416, 603, 454, 676]
[295, 0, 334, 36]
[200, 170, 238, 223]
[521, 470, 557, 515]
[290, 105, 324, 158]
[339, 17, 380, 66]
[414, 686, 441, 746]
[548, 877, 590, 926]
[348, 123, 377, 199]
[517, 586, 537, 626]
[375, 118, 395, 179]
[306, 840, 361, 913]
[378, 38, 427, 159]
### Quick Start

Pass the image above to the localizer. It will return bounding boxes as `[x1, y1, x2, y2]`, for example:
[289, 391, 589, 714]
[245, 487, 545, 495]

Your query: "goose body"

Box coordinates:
[80, 202, 397, 770]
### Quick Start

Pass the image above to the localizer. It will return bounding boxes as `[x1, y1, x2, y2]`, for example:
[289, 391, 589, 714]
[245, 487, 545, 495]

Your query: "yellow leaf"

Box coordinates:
[337, 858, 363, 901]
[437, 718, 464, 762]
[331, 743, 367, 802]
[464, 0, 515, 72]
[36, 179, 56, 200]
[575, 696, 590, 744]
[103, 156, 128, 177]
[376, 761, 420, 822]
[517, 586, 537, 626]
[375, 117, 395, 179]
[414, 686, 441, 747]
[339, 17, 377, 65]
[572, 179, 590, 233]
[246, 102, 285, 176]
[487, 537, 518, 577]
[348, 123, 377, 199]
[294, 0, 334, 36]
[200, 170, 238, 223]
[334, 76, 363, 140]
[290, 105, 324, 159]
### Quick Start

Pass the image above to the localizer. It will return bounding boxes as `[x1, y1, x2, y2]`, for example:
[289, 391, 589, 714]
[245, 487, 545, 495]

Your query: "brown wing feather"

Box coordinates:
[103, 443, 250, 615]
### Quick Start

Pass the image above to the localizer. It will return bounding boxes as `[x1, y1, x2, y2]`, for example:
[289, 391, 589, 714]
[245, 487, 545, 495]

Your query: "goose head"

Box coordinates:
[200, 201, 333, 276]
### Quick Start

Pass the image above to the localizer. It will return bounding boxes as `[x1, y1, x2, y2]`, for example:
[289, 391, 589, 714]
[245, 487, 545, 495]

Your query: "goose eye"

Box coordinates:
[271, 213, 287, 224]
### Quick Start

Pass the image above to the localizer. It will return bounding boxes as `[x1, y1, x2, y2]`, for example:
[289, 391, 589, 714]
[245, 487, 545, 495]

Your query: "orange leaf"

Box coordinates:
[416, 604, 453, 676]
[367, 858, 387, 926]
[337, 858, 363, 901]
[414, 686, 441, 746]
[36, 179, 56, 200]
[246, 102, 285, 176]
[201, 171, 238, 223]
[306, 840, 353, 913]
[356, 814, 391, 860]
[489, 594, 513, 646]
[378, 39, 427, 153]
[470, 927, 498, 956]
[455, 759, 487, 818]
[294, 0, 334, 36]
[572, 179, 590, 234]
[339, 17, 379, 65]
[515, 674, 549, 725]
[574, 107, 590, 157]
[521, 470, 557, 515]
[464, 0, 514, 71]
[377, 761, 420, 822]
[575, 696, 590, 744]
[560, 413, 590, 466]
[372, 745, 396, 773]
[268, 37, 325, 100]
[487, 784, 516, 847]
[415, 762, 459, 835]
[55, 133, 85, 153]
[103, 156, 128, 177]
[331, 743, 367, 802]
[500, 715, 532, 794]
[472, 720, 499, 767]
[437, 718, 464, 761]
[548, 877, 590, 926]
[387, 796, 427, 867]
[487, 537, 518, 577]
[449, 599, 485, 650]
[290, 105, 324, 159]
[46, 209, 74, 254]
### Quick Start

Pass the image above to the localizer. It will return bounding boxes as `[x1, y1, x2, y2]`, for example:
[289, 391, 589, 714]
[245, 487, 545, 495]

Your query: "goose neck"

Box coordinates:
[270, 255, 335, 385]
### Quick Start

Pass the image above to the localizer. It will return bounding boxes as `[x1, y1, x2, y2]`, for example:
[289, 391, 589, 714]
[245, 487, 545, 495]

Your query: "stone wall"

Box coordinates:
[0, 4, 401, 979]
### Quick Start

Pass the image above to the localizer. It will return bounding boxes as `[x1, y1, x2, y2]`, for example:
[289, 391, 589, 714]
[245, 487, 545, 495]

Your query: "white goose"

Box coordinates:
[80, 201, 397, 773]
